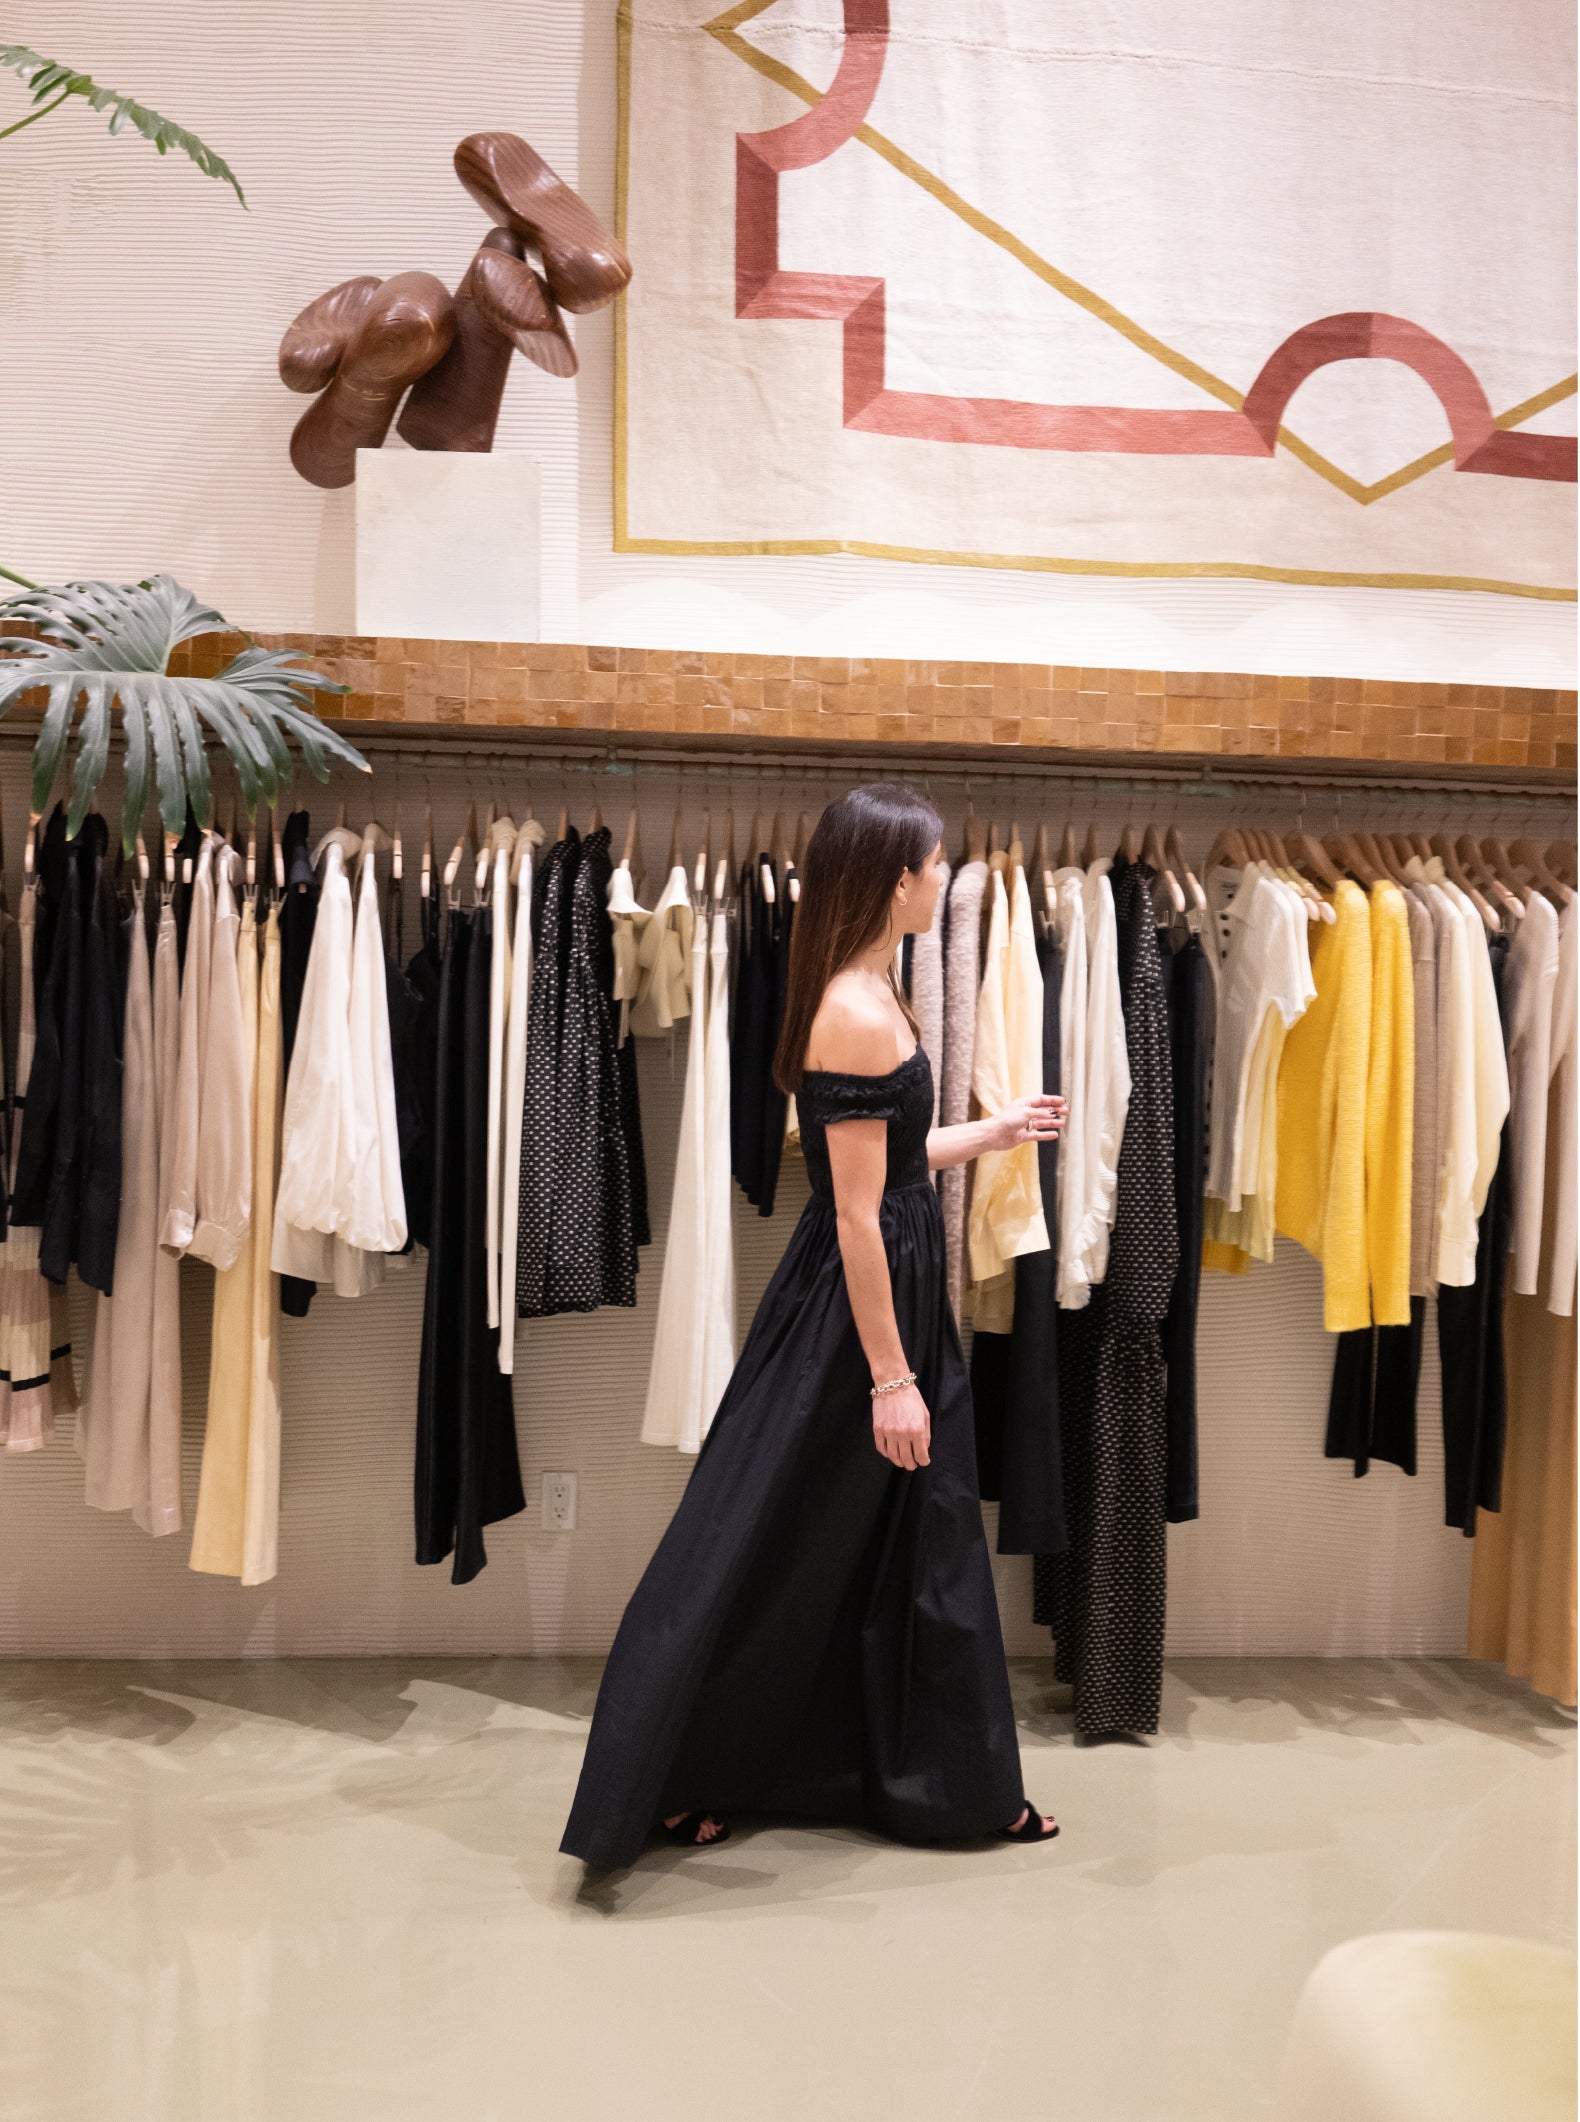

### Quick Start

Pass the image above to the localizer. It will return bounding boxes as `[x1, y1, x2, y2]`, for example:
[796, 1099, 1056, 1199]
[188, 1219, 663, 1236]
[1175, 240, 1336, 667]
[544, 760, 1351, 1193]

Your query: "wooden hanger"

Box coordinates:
[668, 803, 683, 871]
[1473, 836, 1530, 913]
[961, 800, 982, 864]
[420, 803, 434, 904]
[770, 809, 790, 871]
[1289, 830, 1341, 890]
[986, 817, 1001, 859]
[748, 806, 764, 860]
[1058, 821, 1077, 869]
[1080, 821, 1098, 867]
[1509, 835, 1571, 905]
[1142, 823, 1186, 913]
[1429, 832, 1498, 931]
[1165, 825, 1205, 909]
[1117, 820, 1141, 862]
[1204, 825, 1250, 872]
[442, 800, 478, 900]
[1324, 830, 1379, 887]
[621, 802, 639, 867]
[273, 808, 286, 892]
[1545, 840, 1576, 887]
[315, 822, 364, 867]
[793, 810, 811, 869]
[1030, 821, 1048, 887]
[693, 810, 711, 899]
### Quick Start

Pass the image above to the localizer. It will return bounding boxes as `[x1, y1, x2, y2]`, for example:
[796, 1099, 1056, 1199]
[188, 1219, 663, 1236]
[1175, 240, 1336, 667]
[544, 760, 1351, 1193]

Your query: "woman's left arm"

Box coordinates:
[927, 1093, 1065, 1172]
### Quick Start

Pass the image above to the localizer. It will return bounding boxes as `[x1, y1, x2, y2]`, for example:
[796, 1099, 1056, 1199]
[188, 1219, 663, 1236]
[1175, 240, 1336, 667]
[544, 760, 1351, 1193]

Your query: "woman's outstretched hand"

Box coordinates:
[986, 1092, 1066, 1153]
[873, 1381, 931, 1470]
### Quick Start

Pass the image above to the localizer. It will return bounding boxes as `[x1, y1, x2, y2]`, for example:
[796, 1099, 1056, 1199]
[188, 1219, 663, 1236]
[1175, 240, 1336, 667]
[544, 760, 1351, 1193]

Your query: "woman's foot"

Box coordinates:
[999, 1804, 1059, 1842]
[662, 1811, 729, 1847]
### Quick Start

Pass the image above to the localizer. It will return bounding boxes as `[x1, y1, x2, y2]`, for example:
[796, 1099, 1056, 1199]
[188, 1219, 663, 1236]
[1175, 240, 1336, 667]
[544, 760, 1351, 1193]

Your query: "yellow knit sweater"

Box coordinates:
[1275, 881, 1371, 1332]
[1364, 882, 1415, 1328]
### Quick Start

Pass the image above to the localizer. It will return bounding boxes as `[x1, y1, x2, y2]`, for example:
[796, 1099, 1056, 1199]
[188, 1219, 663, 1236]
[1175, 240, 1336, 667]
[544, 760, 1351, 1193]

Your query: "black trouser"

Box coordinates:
[1328, 936, 1510, 1534]
[1326, 1303, 1426, 1477]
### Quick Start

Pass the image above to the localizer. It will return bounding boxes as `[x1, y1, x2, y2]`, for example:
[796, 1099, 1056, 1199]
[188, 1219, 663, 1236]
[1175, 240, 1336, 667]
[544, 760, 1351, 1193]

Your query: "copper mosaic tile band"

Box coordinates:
[155, 633, 1577, 772]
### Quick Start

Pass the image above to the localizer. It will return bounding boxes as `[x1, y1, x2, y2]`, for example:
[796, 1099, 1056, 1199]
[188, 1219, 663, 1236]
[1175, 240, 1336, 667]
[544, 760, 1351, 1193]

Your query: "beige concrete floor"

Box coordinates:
[0, 1656, 1569, 2121]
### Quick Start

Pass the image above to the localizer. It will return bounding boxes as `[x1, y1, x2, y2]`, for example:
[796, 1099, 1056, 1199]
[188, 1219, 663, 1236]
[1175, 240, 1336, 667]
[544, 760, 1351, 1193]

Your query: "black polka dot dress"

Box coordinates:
[1034, 857, 1178, 1735]
[515, 826, 639, 1318]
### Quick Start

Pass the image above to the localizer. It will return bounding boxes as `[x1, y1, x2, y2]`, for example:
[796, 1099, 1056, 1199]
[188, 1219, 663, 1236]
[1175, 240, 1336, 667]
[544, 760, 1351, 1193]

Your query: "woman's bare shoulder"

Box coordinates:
[806, 976, 903, 1077]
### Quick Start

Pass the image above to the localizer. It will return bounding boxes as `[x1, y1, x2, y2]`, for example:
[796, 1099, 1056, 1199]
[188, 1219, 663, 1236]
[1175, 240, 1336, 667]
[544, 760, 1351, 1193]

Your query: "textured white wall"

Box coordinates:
[0, 1, 1572, 685]
[0, 757, 1562, 1663]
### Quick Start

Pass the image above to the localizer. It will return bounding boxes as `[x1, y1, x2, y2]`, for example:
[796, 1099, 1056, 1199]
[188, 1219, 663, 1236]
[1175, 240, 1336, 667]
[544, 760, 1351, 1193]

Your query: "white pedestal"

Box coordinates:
[354, 449, 541, 642]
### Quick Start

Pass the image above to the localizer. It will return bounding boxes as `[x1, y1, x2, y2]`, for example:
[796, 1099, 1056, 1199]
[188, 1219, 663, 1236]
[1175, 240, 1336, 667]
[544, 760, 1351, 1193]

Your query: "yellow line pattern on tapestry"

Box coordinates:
[705, 0, 1575, 509]
[609, 533, 1575, 602]
[612, 5, 1574, 597]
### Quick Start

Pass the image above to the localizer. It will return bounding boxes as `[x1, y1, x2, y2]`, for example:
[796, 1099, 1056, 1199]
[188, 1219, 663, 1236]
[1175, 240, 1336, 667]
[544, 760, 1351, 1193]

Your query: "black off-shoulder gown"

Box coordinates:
[561, 1045, 1025, 1868]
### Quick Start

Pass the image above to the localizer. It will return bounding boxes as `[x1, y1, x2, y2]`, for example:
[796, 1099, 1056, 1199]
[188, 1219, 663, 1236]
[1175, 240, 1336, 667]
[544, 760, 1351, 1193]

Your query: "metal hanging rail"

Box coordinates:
[293, 717, 1574, 805]
[0, 710, 1568, 805]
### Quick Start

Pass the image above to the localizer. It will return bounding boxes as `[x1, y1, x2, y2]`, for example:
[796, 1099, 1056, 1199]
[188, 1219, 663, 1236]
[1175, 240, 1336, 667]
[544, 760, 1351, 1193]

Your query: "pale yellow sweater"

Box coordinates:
[1364, 882, 1415, 1328]
[1276, 881, 1371, 1332]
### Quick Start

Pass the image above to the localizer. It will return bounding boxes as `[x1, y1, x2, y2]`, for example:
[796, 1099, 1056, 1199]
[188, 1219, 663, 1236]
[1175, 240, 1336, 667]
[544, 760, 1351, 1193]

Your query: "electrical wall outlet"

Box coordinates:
[540, 1473, 578, 1532]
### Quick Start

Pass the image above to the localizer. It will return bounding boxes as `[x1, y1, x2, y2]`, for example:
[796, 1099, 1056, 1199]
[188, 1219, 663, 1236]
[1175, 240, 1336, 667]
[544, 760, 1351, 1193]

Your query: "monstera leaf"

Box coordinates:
[0, 575, 367, 851]
[0, 47, 245, 203]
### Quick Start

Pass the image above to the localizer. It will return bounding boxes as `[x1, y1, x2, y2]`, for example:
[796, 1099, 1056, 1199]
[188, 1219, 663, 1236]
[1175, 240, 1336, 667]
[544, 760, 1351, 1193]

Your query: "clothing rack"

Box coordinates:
[311, 721, 1571, 805]
[0, 710, 1566, 805]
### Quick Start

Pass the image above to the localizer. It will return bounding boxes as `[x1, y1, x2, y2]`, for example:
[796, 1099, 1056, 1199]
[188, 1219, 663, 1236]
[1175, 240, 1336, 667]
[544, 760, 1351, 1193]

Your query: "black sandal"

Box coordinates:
[661, 1812, 730, 1847]
[998, 1806, 1059, 1843]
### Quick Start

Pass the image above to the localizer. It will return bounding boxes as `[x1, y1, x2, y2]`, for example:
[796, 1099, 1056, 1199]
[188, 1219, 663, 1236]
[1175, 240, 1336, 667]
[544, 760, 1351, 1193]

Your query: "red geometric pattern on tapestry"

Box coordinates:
[733, 0, 1575, 482]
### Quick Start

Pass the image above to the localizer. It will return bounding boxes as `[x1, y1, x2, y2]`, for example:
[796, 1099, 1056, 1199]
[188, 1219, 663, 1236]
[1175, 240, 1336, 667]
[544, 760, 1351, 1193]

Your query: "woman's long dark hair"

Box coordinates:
[773, 782, 944, 1093]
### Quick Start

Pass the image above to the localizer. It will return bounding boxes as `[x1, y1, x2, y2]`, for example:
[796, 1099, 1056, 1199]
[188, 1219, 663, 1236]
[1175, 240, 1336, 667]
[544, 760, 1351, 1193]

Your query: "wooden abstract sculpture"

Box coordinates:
[281, 135, 629, 481]
[397, 228, 574, 456]
[281, 272, 456, 489]
[453, 132, 632, 314]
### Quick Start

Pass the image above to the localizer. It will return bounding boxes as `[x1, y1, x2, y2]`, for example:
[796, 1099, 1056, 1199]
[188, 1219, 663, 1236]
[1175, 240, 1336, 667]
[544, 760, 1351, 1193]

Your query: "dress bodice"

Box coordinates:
[797, 1045, 934, 1201]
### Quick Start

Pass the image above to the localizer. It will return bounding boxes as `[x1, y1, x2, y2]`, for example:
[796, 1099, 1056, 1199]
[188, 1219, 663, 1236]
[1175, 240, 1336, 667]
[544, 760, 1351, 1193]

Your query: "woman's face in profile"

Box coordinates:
[900, 840, 945, 935]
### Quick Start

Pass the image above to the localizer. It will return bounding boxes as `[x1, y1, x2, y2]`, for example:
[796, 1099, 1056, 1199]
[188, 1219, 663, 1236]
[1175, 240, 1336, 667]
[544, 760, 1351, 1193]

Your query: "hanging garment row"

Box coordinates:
[1, 783, 1573, 1689]
[820, 812, 1576, 1739]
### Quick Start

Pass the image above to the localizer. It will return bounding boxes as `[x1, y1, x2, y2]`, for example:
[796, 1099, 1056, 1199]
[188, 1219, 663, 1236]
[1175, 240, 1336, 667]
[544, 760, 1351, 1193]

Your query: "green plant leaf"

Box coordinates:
[0, 575, 368, 843]
[0, 46, 245, 204]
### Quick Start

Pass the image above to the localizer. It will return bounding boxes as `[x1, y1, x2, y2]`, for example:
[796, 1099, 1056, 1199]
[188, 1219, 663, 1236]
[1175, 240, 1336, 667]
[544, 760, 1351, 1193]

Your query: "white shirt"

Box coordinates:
[345, 835, 406, 1256]
[498, 825, 544, 1372]
[1430, 878, 1480, 1288]
[1504, 892, 1560, 1297]
[1049, 866, 1090, 1308]
[1434, 877, 1510, 1284]
[629, 864, 693, 1037]
[1072, 859, 1130, 1299]
[1207, 865, 1313, 1212]
[187, 843, 254, 1271]
[968, 862, 1050, 1311]
[1548, 895, 1578, 1316]
[272, 839, 390, 1296]
[641, 903, 710, 1451]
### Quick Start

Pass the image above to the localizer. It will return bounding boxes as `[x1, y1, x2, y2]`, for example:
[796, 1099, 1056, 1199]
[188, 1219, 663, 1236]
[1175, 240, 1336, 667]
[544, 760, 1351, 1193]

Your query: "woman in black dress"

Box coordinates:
[561, 784, 1065, 1866]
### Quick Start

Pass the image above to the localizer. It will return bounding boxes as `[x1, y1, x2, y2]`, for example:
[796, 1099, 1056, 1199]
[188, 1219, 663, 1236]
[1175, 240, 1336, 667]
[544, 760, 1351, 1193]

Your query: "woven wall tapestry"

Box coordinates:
[617, 0, 1577, 599]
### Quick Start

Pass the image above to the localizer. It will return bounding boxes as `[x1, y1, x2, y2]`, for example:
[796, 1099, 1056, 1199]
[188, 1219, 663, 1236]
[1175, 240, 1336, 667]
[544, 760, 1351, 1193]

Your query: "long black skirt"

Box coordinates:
[560, 1181, 1025, 1868]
